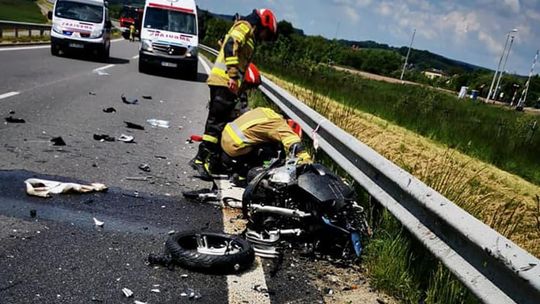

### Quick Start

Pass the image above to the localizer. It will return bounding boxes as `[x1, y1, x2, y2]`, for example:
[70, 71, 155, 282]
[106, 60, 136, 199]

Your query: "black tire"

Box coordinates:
[50, 43, 59, 56]
[138, 58, 148, 73]
[165, 231, 254, 274]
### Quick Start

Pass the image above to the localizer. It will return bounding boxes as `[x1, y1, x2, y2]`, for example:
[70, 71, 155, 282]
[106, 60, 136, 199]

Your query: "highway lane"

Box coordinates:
[0, 41, 326, 303]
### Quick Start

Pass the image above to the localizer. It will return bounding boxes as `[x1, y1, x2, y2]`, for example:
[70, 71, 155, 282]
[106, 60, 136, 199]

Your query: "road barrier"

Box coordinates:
[0, 20, 50, 39]
[200, 44, 540, 304]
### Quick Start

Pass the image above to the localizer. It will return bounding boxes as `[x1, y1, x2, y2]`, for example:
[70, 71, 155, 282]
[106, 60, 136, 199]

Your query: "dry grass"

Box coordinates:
[267, 75, 540, 257]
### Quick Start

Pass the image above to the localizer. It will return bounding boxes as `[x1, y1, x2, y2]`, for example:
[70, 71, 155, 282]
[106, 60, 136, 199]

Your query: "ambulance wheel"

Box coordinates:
[50, 43, 60, 56]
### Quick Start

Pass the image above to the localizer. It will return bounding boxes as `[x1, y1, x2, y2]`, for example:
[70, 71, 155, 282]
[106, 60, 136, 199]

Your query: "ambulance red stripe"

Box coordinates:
[148, 3, 194, 13]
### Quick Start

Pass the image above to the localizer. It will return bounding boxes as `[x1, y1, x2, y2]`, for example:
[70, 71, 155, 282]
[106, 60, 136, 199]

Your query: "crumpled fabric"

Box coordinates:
[24, 178, 107, 198]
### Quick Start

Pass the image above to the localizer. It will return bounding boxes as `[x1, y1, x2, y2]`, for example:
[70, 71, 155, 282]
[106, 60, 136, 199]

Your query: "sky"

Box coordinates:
[196, 0, 540, 76]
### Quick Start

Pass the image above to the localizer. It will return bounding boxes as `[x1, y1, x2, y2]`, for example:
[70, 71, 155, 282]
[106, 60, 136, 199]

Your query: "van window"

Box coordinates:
[55, 0, 104, 24]
[144, 7, 196, 35]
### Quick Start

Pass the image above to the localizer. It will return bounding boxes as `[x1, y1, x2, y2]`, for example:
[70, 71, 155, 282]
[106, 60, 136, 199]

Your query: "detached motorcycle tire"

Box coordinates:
[165, 231, 254, 274]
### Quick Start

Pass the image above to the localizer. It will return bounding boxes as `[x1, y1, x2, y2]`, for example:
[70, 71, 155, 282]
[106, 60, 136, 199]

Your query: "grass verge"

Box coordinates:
[256, 58, 540, 186]
[0, 0, 47, 23]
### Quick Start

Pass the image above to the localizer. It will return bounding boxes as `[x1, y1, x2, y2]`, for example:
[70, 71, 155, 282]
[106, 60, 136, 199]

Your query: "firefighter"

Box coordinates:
[220, 107, 312, 174]
[129, 23, 135, 42]
[190, 9, 278, 180]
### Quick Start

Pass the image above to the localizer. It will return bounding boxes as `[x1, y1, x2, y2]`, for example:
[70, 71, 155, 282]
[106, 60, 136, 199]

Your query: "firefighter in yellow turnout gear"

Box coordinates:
[221, 107, 312, 164]
[190, 9, 278, 180]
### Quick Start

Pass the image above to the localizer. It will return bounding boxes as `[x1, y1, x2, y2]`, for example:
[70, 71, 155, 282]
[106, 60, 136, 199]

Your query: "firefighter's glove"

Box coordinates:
[296, 151, 313, 164]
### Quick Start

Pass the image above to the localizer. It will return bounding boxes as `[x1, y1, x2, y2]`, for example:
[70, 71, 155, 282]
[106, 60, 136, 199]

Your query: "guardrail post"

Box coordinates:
[0, 28, 3, 39]
[28, 28, 32, 37]
[40, 29, 44, 37]
[15, 28, 18, 38]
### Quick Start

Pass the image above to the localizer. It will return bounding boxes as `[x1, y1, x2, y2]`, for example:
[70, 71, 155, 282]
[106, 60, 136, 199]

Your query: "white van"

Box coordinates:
[49, 0, 112, 60]
[139, 0, 199, 78]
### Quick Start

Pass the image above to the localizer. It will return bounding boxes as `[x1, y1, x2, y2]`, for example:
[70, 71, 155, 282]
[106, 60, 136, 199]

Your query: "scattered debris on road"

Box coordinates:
[24, 178, 107, 198]
[89, 92, 96, 95]
[102, 107, 116, 113]
[118, 134, 134, 143]
[122, 288, 133, 298]
[142, 95, 152, 100]
[154, 155, 167, 160]
[121, 94, 138, 105]
[190, 135, 203, 142]
[50, 136, 66, 146]
[93, 134, 115, 142]
[125, 176, 150, 181]
[134, 301, 147, 304]
[147, 119, 170, 128]
[5, 116, 26, 123]
[150, 289, 160, 293]
[93, 217, 104, 227]
[124, 121, 145, 130]
[30, 209, 37, 218]
[138, 163, 151, 172]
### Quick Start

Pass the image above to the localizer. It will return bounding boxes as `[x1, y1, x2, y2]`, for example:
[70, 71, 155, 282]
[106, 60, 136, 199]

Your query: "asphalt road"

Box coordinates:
[0, 40, 325, 304]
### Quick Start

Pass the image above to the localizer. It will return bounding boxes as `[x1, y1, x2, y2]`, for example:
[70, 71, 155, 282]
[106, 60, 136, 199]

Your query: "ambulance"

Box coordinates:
[48, 0, 112, 60]
[139, 0, 199, 78]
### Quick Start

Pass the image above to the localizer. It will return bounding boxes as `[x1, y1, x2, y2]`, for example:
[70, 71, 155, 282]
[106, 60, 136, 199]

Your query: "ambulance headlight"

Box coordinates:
[141, 39, 153, 51]
[52, 23, 62, 34]
[90, 29, 103, 38]
[186, 46, 197, 58]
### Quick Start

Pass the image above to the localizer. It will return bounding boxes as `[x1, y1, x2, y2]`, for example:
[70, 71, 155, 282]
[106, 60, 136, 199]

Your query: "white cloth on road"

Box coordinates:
[24, 178, 107, 198]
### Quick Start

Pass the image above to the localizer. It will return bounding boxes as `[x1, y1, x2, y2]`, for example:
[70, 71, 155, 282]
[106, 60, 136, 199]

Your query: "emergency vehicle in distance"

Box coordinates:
[139, 0, 199, 79]
[119, 5, 144, 40]
[48, 0, 112, 61]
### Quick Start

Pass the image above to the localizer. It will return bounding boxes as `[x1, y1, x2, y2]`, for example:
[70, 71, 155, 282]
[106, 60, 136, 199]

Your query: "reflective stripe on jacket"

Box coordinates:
[207, 21, 255, 89]
[221, 108, 302, 157]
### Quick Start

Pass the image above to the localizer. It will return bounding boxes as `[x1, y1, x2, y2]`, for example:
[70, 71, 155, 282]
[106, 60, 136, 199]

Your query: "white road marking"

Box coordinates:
[0, 91, 20, 100]
[132, 55, 139, 59]
[0, 45, 50, 52]
[0, 38, 124, 52]
[92, 64, 115, 75]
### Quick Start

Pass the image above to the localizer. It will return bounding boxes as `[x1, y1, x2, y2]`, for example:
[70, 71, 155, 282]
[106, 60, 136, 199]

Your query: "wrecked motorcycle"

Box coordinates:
[242, 157, 372, 260]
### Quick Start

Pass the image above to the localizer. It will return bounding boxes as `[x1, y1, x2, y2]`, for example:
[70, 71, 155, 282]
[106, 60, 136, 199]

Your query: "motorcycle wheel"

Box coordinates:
[165, 231, 254, 274]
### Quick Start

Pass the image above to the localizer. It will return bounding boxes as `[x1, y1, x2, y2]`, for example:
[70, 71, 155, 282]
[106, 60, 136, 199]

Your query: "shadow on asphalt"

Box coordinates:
[56, 51, 130, 65]
[139, 69, 208, 83]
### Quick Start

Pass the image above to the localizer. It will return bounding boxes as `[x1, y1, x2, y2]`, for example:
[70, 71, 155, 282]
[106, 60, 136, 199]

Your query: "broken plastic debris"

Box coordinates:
[5, 116, 25, 123]
[51, 137, 66, 146]
[30, 209, 37, 218]
[122, 288, 133, 298]
[93, 217, 104, 227]
[103, 107, 116, 113]
[121, 94, 138, 105]
[138, 164, 151, 172]
[89, 92, 96, 95]
[134, 301, 146, 304]
[95, 70, 109, 76]
[93, 134, 115, 142]
[24, 178, 107, 198]
[124, 121, 145, 130]
[180, 274, 188, 278]
[142, 95, 152, 100]
[118, 134, 134, 143]
[147, 119, 170, 128]
[150, 289, 160, 293]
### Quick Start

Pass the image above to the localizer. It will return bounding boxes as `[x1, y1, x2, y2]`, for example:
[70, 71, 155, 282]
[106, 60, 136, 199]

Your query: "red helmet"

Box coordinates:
[256, 9, 277, 36]
[244, 63, 261, 87]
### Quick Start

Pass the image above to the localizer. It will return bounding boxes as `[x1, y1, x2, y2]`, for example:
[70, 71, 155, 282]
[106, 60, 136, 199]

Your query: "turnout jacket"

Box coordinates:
[207, 20, 255, 89]
[221, 108, 311, 163]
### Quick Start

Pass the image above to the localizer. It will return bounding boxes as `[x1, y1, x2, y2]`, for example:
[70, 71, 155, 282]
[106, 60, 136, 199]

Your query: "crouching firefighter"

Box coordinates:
[220, 107, 312, 177]
[190, 9, 278, 180]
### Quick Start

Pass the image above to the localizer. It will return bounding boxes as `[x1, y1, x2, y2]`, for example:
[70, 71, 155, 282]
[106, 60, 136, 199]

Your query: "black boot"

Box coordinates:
[189, 142, 217, 181]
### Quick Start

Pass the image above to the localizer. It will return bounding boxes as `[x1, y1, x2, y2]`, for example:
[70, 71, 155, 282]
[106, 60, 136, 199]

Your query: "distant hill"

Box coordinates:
[340, 39, 488, 73]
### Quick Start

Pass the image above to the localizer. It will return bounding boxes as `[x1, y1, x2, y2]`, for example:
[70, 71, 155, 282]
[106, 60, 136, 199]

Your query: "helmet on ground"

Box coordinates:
[256, 9, 277, 37]
[244, 63, 261, 87]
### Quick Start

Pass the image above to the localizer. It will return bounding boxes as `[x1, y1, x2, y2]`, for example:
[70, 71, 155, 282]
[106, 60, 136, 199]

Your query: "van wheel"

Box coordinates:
[138, 60, 148, 73]
[98, 46, 109, 62]
[51, 43, 59, 56]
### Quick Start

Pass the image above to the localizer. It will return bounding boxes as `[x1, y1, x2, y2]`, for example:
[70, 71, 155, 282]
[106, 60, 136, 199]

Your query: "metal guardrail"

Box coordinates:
[0, 20, 50, 39]
[200, 44, 540, 304]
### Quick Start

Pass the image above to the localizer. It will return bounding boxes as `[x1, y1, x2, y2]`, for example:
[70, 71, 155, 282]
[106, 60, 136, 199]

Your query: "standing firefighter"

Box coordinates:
[190, 9, 278, 180]
[129, 23, 136, 42]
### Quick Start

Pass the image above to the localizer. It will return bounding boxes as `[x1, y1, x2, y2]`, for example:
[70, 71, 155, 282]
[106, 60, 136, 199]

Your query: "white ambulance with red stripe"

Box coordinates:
[139, 0, 199, 78]
[48, 0, 112, 61]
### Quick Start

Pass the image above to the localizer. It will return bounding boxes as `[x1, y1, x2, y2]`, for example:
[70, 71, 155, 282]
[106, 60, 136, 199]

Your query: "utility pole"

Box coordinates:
[517, 49, 539, 110]
[493, 35, 516, 102]
[486, 29, 518, 103]
[400, 28, 416, 81]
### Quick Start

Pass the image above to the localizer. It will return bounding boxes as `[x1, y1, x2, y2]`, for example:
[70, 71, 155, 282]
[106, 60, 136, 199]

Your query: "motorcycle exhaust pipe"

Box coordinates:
[250, 204, 311, 218]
